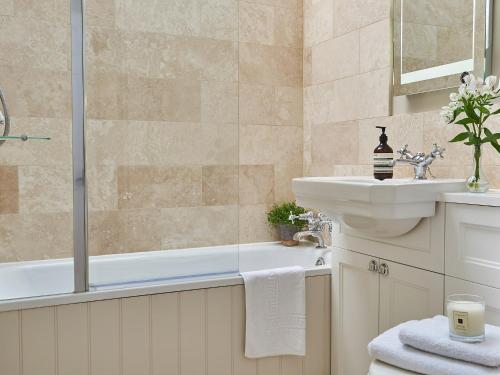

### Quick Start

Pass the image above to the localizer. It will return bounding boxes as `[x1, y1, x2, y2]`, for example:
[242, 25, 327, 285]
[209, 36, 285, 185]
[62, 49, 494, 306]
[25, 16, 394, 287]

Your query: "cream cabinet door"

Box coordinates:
[445, 203, 500, 289]
[332, 248, 379, 375]
[379, 260, 444, 333]
[445, 276, 500, 326]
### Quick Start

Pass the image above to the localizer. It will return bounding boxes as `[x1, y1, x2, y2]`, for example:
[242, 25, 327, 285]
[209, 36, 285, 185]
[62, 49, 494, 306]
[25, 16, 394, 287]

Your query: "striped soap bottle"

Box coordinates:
[373, 126, 393, 180]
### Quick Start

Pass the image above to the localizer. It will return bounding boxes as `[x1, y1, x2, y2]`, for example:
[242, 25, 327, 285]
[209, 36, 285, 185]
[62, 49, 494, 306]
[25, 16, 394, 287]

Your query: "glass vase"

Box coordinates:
[467, 143, 489, 193]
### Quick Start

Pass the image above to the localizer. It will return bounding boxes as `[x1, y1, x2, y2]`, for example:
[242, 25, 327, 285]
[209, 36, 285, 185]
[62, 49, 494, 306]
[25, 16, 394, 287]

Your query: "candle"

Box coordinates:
[447, 294, 485, 343]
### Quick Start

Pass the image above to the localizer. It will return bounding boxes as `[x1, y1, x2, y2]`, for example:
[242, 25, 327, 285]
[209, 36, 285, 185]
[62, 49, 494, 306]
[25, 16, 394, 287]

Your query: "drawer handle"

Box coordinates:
[368, 259, 379, 272]
[379, 262, 389, 276]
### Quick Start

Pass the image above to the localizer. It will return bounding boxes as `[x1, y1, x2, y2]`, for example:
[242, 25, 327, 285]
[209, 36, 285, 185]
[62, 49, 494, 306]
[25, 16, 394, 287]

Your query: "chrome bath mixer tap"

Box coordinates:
[391, 143, 445, 180]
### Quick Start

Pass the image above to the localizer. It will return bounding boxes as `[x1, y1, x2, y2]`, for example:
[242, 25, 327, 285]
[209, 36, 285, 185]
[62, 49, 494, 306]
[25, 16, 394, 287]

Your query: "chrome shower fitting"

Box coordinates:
[0, 85, 51, 145]
[0, 86, 10, 146]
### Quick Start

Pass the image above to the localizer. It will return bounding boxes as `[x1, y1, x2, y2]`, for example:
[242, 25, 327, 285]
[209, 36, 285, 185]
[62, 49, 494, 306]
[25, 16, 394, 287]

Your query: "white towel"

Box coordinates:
[241, 266, 306, 358]
[399, 315, 500, 367]
[368, 323, 500, 375]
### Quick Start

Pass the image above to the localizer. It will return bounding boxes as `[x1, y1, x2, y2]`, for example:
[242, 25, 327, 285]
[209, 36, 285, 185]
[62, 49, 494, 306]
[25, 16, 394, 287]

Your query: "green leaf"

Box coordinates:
[479, 106, 490, 115]
[455, 118, 475, 125]
[491, 141, 500, 153]
[489, 108, 500, 115]
[449, 132, 470, 142]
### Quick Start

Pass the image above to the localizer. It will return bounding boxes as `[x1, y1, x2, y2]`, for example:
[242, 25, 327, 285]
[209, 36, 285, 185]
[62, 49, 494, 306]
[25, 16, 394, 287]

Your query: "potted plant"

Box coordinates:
[267, 201, 307, 246]
[441, 73, 500, 192]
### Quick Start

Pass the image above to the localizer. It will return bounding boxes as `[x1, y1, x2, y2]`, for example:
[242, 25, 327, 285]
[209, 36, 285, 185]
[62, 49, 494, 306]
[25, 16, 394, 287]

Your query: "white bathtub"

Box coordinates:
[0, 242, 331, 311]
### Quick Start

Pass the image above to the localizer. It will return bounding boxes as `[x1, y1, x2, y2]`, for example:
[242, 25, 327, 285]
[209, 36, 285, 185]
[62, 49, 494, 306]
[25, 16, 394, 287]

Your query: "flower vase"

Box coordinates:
[467, 143, 489, 193]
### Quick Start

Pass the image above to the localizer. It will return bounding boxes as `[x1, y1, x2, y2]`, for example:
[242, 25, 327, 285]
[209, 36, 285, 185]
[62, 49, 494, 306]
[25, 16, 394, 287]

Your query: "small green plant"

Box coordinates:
[267, 201, 307, 229]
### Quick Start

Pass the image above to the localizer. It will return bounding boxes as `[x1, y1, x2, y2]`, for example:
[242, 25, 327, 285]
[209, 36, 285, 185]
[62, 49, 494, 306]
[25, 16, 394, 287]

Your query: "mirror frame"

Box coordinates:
[393, 0, 493, 96]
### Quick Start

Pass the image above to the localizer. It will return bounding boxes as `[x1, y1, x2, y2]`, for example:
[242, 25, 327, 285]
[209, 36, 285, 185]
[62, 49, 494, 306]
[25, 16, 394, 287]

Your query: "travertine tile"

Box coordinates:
[0, 212, 73, 262]
[0, 0, 13, 15]
[88, 209, 162, 255]
[13, 0, 70, 24]
[311, 122, 359, 175]
[359, 19, 391, 73]
[239, 84, 274, 125]
[85, 27, 126, 74]
[85, 70, 127, 120]
[274, 163, 303, 202]
[202, 165, 239, 206]
[0, 16, 70, 71]
[311, 30, 359, 84]
[159, 79, 202, 123]
[239, 165, 275, 205]
[115, 0, 201, 36]
[358, 0, 391, 27]
[87, 165, 118, 212]
[0, 65, 71, 119]
[304, 0, 333, 47]
[329, 75, 360, 123]
[161, 205, 238, 249]
[239, 204, 278, 243]
[240, 125, 302, 165]
[200, 0, 238, 41]
[18, 166, 72, 214]
[201, 81, 238, 124]
[85, 0, 115, 27]
[117, 166, 202, 209]
[239, 1, 274, 45]
[274, 86, 302, 126]
[332, 0, 361, 37]
[239, 43, 302, 86]
[357, 68, 391, 119]
[303, 47, 312, 87]
[0, 166, 18, 214]
[274, 6, 302, 48]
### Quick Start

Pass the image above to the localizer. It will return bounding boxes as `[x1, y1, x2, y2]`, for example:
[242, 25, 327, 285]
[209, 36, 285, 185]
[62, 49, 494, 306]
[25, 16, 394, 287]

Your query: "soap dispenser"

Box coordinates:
[373, 126, 393, 180]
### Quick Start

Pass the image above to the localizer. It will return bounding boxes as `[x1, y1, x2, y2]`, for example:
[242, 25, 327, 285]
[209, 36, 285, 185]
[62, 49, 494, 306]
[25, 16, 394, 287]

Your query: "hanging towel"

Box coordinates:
[399, 315, 500, 367]
[241, 266, 306, 358]
[368, 323, 500, 375]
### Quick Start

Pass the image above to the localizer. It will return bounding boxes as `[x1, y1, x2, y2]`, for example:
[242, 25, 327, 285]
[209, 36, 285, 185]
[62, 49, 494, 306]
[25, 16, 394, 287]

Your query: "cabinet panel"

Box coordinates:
[445, 276, 500, 326]
[379, 261, 444, 333]
[335, 202, 445, 273]
[332, 248, 379, 375]
[445, 203, 500, 289]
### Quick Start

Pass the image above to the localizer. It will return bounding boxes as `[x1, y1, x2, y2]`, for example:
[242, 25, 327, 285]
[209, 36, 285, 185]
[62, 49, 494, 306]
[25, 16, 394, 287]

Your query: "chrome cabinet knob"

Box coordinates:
[368, 259, 379, 272]
[378, 262, 389, 276]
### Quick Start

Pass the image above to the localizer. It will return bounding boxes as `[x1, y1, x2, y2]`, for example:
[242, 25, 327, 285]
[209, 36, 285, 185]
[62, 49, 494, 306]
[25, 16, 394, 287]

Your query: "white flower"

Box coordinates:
[485, 75, 497, 89]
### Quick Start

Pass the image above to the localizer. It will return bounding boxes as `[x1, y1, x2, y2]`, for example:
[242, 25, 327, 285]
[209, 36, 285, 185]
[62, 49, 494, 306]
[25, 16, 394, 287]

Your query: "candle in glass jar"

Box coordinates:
[447, 294, 485, 343]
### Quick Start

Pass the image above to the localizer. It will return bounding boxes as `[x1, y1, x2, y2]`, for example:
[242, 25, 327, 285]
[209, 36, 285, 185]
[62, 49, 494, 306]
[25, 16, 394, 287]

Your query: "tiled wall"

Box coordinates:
[0, 1, 74, 262]
[0, 275, 331, 375]
[303, 0, 500, 185]
[84, 0, 303, 256]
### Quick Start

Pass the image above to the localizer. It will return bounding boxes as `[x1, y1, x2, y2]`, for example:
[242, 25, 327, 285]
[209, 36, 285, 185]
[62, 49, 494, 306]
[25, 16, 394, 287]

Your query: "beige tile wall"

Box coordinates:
[0, 275, 331, 375]
[0, 1, 73, 262]
[84, 0, 303, 255]
[303, 0, 500, 183]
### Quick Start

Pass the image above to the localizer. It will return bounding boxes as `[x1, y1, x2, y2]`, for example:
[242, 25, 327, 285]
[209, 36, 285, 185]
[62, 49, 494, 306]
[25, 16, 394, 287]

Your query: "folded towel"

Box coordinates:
[368, 323, 500, 375]
[241, 266, 305, 358]
[399, 315, 500, 367]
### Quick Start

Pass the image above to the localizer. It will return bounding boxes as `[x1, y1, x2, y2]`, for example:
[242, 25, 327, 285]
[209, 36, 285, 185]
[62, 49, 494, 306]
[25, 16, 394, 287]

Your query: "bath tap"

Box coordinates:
[289, 211, 332, 249]
[391, 143, 445, 180]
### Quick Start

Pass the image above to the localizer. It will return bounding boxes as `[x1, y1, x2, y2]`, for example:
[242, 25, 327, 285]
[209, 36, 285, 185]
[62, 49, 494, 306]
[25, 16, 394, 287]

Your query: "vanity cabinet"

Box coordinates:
[332, 248, 444, 375]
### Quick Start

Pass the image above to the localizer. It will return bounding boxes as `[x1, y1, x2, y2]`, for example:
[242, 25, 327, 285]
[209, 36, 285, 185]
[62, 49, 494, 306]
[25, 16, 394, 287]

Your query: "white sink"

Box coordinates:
[292, 176, 465, 237]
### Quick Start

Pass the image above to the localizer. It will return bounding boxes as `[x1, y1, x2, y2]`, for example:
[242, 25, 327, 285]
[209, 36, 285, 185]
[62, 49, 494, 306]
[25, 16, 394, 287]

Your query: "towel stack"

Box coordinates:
[368, 315, 500, 375]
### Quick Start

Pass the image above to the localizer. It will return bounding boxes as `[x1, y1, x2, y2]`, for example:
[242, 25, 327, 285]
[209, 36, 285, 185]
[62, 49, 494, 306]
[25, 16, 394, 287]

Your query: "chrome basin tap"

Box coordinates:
[289, 211, 332, 249]
[392, 143, 445, 180]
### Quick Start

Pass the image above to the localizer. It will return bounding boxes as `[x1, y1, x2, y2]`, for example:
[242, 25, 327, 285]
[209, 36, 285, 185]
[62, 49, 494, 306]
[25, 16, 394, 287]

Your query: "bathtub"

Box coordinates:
[0, 242, 331, 311]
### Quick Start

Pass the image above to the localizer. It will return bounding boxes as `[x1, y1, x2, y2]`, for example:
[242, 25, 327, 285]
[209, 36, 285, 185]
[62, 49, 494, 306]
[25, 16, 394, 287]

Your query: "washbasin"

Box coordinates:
[292, 176, 465, 237]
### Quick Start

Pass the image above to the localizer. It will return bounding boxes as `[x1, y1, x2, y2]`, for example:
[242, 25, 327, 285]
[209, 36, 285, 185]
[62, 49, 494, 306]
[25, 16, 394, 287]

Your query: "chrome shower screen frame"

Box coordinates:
[71, 0, 88, 293]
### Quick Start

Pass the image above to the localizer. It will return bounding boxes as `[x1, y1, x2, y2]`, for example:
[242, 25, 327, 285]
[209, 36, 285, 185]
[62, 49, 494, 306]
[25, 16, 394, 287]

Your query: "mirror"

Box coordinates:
[393, 0, 493, 96]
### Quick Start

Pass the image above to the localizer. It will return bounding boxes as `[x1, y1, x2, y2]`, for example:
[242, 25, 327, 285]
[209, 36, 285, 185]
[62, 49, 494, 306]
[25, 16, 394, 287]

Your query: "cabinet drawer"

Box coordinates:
[445, 203, 500, 289]
[445, 276, 500, 326]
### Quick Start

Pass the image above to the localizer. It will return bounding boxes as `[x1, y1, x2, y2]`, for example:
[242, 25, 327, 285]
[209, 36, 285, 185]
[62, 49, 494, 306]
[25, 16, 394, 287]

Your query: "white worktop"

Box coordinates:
[439, 190, 500, 207]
